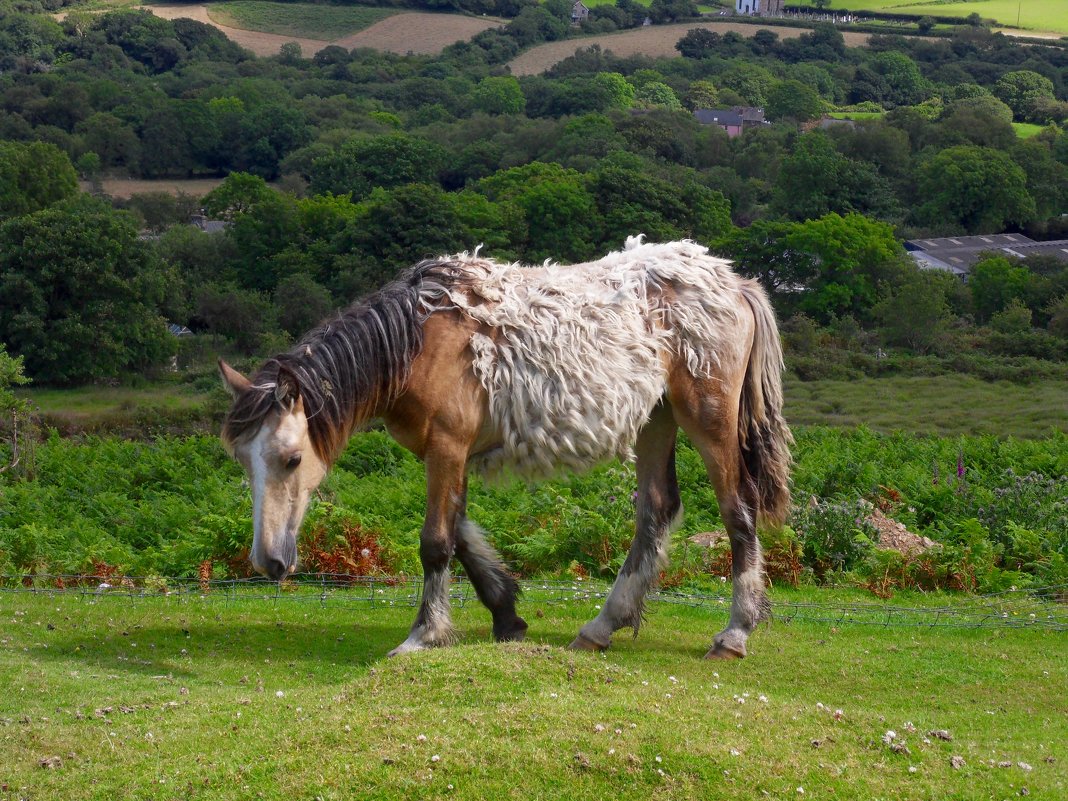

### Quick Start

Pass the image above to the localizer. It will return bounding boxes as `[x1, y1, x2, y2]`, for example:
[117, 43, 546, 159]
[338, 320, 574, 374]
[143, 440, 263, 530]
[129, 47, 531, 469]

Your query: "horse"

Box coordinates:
[218, 237, 792, 660]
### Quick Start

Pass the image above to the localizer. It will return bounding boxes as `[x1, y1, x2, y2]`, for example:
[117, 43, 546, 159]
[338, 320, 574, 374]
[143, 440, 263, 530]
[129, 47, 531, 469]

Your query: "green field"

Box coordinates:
[783, 375, 1068, 437]
[822, 0, 1068, 36]
[1, 592, 1064, 800]
[206, 1, 398, 40]
[1012, 122, 1045, 138]
[21, 373, 1068, 439]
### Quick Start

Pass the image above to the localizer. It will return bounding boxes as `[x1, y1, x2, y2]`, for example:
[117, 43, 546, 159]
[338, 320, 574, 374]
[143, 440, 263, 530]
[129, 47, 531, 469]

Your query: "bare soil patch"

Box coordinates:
[333, 12, 503, 55]
[508, 22, 873, 76]
[82, 177, 226, 199]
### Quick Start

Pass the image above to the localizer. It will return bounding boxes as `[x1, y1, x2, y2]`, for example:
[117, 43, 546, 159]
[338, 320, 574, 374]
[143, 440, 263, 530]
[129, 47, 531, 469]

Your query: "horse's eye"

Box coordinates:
[285, 454, 302, 470]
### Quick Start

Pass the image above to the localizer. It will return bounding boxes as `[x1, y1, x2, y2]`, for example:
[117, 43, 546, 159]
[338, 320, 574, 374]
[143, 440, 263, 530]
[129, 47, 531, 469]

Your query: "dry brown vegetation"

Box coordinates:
[80, 177, 227, 198]
[508, 21, 873, 76]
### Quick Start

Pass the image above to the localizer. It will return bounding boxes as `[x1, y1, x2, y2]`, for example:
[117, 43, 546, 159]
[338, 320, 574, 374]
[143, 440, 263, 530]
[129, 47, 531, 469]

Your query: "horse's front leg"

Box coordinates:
[388, 443, 466, 657]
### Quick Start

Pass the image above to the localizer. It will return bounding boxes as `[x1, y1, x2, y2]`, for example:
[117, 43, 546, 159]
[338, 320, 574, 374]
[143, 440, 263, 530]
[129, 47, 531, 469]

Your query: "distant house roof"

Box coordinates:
[190, 213, 228, 234]
[694, 109, 744, 126]
[904, 233, 1068, 275]
[731, 106, 765, 124]
[167, 323, 193, 337]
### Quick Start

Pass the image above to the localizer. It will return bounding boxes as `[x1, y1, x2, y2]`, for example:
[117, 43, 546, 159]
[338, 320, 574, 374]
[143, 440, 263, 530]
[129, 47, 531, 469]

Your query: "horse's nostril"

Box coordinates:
[264, 558, 288, 581]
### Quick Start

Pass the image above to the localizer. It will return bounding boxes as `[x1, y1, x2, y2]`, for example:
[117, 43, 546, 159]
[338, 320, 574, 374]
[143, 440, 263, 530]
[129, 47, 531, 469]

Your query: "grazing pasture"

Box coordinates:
[821, 0, 1068, 36]
[1, 592, 1064, 800]
[206, 1, 398, 41]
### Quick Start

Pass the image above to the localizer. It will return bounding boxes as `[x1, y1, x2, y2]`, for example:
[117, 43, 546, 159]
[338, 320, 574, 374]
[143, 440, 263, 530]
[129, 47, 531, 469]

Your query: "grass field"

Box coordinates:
[1, 591, 1064, 800]
[783, 374, 1068, 437]
[206, 1, 397, 41]
[21, 374, 1068, 438]
[822, 0, 1068, 36]
[1012, 122, 1045, 138]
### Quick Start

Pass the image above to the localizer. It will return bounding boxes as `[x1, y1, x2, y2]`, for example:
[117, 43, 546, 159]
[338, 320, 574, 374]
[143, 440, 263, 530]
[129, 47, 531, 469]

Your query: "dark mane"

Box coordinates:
[221, 259, 463, 464]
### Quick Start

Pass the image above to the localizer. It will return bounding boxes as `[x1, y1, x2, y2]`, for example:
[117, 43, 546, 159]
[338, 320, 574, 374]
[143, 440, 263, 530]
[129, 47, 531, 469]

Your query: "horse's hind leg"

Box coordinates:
[570, 400, 681, 651]
[455, 516, 527, 642]
[673, 378, 768, 660]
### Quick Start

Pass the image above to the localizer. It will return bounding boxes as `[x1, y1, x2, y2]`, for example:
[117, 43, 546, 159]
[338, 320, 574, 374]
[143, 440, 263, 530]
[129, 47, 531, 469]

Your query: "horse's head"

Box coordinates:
[218, 359, 328, 581]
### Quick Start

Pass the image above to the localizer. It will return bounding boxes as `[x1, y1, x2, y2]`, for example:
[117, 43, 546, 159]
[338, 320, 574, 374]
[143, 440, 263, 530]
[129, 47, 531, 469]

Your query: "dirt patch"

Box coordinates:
[868, 509, 936, 555]
[508, 22, 873, 76]
[334, 13, 504, 55]
[82, 177, 226, 199]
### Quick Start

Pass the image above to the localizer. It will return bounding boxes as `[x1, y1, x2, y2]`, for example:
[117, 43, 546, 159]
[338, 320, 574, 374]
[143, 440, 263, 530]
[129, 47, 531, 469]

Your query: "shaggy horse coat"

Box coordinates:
[220, 237, 792, 659]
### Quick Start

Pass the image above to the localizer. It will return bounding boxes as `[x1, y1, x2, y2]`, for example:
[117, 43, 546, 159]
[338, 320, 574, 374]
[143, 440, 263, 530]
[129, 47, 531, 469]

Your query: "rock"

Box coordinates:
[687, 530, 728, 548]
[950, 756, 965, 770]
[39, 756, 62, 769]
[870, 509, 936, 555]
[928, 729, 953, 741]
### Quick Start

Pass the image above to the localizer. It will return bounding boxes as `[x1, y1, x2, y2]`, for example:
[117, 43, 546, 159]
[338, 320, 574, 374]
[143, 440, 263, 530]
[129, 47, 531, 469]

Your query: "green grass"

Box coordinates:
[827, 111, 885, 120]
[206, 2, 399, 41]
[820, 0, 1068, 36]
[783, 374, 1068, 437]
[1, 591, 1064, 800]
[1013, 122, 1045, 138]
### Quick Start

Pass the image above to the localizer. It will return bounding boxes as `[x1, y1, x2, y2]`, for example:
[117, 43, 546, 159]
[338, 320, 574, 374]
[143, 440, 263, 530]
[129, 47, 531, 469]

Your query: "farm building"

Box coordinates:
[905, 234, 1068, 276]
[693, 106, 766, 137]
[571, 1, 589, 24]
[735, 0, 784, 16]
[694, 109, 743, 137]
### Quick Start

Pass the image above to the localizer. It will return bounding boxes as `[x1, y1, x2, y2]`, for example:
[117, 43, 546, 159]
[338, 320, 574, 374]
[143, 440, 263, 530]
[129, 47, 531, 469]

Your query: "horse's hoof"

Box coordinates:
[387, 639, 427, 658]
[494, 616, 529, 643]
[704, 641, 746, 660]
[568, 633, 609, 652]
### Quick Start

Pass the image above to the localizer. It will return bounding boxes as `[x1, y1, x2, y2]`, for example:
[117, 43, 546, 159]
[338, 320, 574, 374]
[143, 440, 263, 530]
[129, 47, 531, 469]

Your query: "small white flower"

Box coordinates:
[669, 676, 678, 683]
[431, 755, 440, 763]
[903, 721, 917, 733]
[417, 734, 427, 742]
[883, 730, 897, 744]
[737, 697, 745, 705]
[834, 709, 843, 721]
[908, 766, 918, 774]
[145, 732, 154, 741]
[657, 768, 665, 776]
[549, 693, 558, 699]
[447, 784, 453, 790]
[593, 724, 605, 733]
[742, 692, 750, 698]
[759, 695, 768, 703]
[344, 725, 351, 732]
[665, 693, 672, 699]
[797, 787, 805, 794]
[641, 681, 648, 686]
[614, 728, 622, 735]
[295, 707, 302, 714]
[655, 755, 662, 763]
[1018, 762, 1033, 771]
[729, 748, 740, 757]
[275, 691, 285, 698]
[608, 748, 615, 755]
[816, 702, 825, 711]
[712, 672, 719, 678]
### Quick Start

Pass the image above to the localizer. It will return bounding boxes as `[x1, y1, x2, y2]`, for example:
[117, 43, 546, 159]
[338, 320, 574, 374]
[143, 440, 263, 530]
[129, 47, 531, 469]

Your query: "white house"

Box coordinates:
[736, 0, 785, 15]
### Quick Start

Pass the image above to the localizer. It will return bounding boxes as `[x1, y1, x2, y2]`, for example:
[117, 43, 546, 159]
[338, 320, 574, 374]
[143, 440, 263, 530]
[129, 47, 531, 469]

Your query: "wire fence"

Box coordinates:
[2, 573, 1066, 632]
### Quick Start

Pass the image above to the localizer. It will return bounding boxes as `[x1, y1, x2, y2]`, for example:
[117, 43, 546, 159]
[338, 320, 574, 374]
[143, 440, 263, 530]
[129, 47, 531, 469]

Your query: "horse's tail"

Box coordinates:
[738, 280, 793, 529]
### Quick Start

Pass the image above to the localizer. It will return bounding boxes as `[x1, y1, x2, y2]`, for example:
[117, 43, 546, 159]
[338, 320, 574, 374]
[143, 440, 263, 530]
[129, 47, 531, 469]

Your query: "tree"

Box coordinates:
[873, 271, 951, 353]
[784, 213, 906, 322]
[473, 76, 525, 115]
[870, 51, 928, 106]
[684, 79, 718, 111]
[274, 274, 334, 337]
[0, 196, 176, 384]
[0, 141, 78, 220]
[765, 80, 823, 123]
[969, 256, 1032, 323]
[717, 63, 775, 107]
[634, 81, 682, 111]
[915, 146, 1035, 233]
[201, 172, 275, 221]
[309, 134, 447, 199]
[676, 29, 720, 60]
[994, 70, 1056, 122]
[772, 132, 899, 222]
[591, 72, 635, 110]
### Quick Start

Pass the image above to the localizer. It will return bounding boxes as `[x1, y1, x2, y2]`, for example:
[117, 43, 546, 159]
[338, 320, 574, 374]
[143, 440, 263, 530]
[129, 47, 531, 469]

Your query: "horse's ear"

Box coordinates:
[275, 364, 301, 410]
[218, 359, 251, 398]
